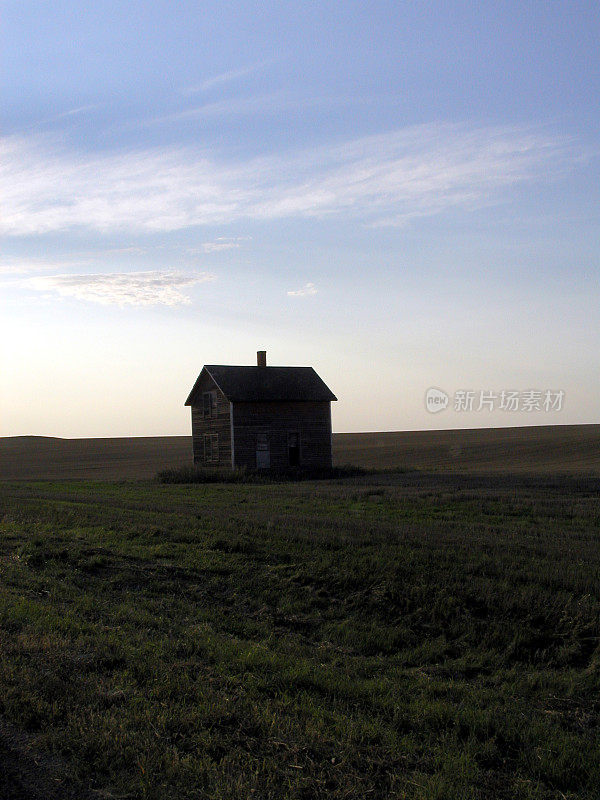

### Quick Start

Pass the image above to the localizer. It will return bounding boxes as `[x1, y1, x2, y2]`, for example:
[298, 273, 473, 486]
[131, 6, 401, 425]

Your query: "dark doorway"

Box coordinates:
[288, 432, 300, 467]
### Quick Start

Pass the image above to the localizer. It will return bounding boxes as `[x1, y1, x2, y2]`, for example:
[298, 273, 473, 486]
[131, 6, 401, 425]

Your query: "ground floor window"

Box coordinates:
[204, 433, 219, 463]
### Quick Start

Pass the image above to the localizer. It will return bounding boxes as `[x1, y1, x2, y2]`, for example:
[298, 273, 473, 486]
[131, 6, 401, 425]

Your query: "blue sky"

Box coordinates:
[2, 0, 599, 436]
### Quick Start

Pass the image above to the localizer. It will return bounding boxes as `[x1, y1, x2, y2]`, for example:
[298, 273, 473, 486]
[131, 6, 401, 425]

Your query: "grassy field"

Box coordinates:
[1, 471, 599, 798]
[1, 424, 599, 480]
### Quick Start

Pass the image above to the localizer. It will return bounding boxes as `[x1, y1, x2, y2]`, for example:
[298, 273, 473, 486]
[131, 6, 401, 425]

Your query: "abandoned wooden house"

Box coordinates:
[185, 351, 337, 470]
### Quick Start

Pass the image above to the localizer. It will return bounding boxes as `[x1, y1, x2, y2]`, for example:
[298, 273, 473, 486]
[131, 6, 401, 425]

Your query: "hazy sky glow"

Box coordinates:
[2, 1, 599, 436]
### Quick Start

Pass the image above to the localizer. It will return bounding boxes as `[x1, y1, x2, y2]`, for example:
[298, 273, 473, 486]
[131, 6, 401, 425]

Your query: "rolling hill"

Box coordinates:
[1, 424, 598, 480]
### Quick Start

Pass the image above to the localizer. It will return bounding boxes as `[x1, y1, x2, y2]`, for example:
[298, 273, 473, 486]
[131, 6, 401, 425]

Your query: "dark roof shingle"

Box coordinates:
[185, 365, 337, 405]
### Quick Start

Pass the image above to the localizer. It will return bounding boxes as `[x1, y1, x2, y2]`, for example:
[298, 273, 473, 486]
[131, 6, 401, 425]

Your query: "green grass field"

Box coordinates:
[1, 471, 599, 798]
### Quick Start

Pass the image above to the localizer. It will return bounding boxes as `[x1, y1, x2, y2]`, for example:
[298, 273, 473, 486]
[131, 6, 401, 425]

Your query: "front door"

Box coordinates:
[256, 433, 270, 469]
[288, 432, 300, 467]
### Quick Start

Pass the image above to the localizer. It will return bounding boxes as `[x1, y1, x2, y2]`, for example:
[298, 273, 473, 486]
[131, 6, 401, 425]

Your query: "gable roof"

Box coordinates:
[185, 365, 337, 405]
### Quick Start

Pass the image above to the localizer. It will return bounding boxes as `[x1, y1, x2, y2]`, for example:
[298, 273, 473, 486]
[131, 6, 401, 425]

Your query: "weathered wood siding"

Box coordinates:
[232, 401, 332, 470]
[189, 373, 232, 467]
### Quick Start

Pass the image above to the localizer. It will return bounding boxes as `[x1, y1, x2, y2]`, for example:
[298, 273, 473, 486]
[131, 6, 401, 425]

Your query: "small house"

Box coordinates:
[184, 352, 337, 470]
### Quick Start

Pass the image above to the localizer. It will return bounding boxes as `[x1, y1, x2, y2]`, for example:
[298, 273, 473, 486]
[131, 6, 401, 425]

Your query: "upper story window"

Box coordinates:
[203, 391, 217, 418]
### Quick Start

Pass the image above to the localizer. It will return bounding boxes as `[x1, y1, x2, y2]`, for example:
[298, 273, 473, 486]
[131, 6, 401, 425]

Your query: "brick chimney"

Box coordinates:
[257, 350, 267, 367]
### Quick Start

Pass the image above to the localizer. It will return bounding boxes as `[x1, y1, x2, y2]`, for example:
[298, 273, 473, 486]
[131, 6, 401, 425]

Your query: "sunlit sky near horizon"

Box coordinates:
[1, 1, 599, 437]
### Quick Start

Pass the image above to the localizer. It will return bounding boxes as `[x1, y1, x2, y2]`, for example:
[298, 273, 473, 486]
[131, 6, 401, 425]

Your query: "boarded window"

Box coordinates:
[204, 433, 219, 463]
[203, 391, 217, 418]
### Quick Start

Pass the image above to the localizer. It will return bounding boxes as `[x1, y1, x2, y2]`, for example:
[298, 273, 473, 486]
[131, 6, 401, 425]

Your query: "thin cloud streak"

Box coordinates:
[287, 282, 318, 297]
[181, 61, 274, 95]
[25, 270, 215, 306]
[144, 92, 361, 127]
[0, 257, 90, 275]
[199, 236, 250, 253]
[1, 124, 581, 236]
[19, 104, 102, 134]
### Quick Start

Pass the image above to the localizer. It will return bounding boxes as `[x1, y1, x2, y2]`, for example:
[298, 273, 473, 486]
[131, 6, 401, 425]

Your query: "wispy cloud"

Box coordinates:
[25, 270, 215, 306]
[1, 124, 582, 236]
[0, 257, 88, 275]
[287, 282, 318, 297]
[181, 62, 273, 95]
[144, 93, 366, 127]
[0, 264, 32, 275]
[58, 104, 100, 119]
[197, 236, 251, 253]
[97, 245, 147, 256]
[145, 93, 285, 126]
[20, 104, 102, 134]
